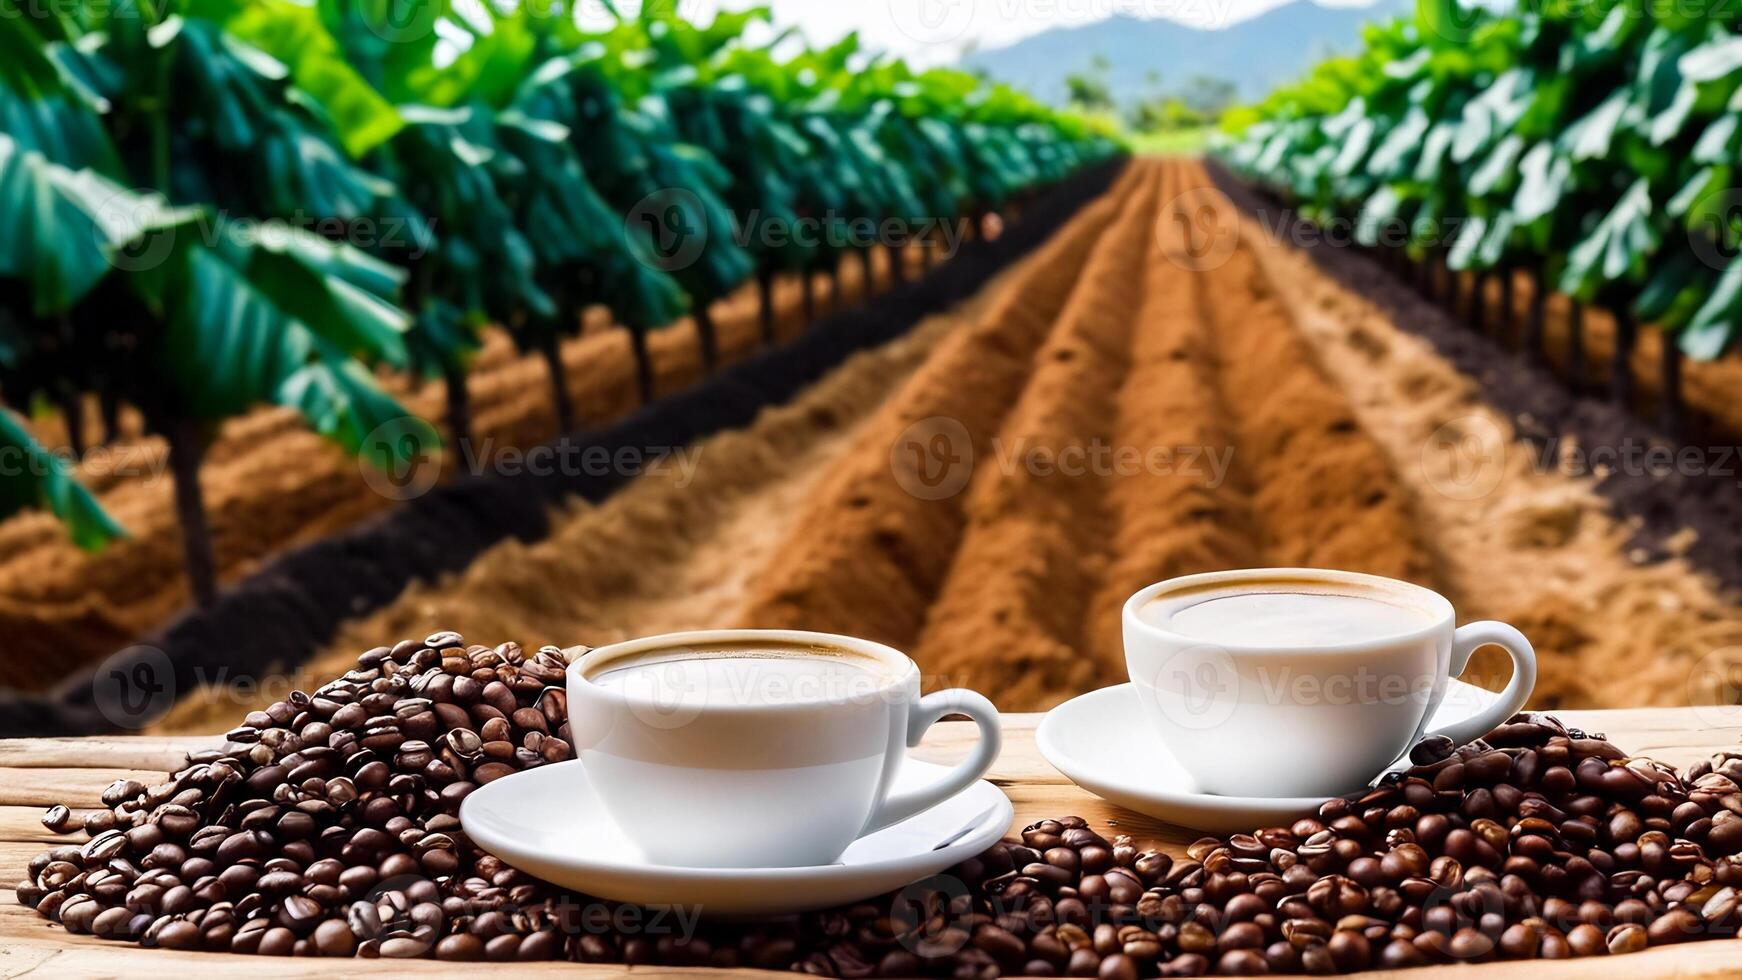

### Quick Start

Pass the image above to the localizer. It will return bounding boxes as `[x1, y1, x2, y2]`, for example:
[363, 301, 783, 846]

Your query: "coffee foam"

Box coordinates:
[585, 639, 902, 707]
[1140, 577, 1440, 648]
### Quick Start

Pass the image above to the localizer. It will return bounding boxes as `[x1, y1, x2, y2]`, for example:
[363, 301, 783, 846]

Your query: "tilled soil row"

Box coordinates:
[1076, 168, 1258, 677]
[912, 164, 1165, 703]
[1186, 182, 1433, 587]
[735, 167, 1149, 651]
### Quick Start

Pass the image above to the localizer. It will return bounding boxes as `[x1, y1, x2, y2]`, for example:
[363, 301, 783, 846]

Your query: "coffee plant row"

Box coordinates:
[1215, 0, 1742, 425]
[0, 0, 1116, 601]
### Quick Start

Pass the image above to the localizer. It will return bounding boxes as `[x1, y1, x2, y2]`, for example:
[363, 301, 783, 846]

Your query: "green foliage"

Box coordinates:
[1218, 0, 1742, 357]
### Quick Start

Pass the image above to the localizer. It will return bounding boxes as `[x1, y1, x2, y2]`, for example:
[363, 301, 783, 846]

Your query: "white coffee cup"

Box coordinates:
[566, 629, 1002, 868]
[1122, 568, 1537, 798]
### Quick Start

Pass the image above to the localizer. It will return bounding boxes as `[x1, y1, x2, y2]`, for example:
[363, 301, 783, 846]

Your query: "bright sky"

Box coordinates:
[596, 0, 1386, 66]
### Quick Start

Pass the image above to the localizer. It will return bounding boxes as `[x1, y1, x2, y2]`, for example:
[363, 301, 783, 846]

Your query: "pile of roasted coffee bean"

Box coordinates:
[18, 633, 1742, 975]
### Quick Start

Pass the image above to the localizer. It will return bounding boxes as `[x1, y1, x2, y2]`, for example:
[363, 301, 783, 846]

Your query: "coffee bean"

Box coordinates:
[42, 804, 72, 833]
[1606, 922, 1647, 954]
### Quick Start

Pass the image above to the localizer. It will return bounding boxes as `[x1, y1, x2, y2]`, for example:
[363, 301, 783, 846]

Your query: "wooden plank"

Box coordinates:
[0, 806, 92, 845]
[0, 768, 166, 808]
[0, 736, 222, 771]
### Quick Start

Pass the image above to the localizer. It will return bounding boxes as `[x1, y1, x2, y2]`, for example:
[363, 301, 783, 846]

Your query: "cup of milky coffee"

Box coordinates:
[566, 629, 1001, 868]
[1123, 568, 1537, 798]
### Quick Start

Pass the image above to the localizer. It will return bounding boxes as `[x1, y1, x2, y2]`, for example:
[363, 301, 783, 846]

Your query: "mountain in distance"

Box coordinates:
[960, 0, 1410, 105]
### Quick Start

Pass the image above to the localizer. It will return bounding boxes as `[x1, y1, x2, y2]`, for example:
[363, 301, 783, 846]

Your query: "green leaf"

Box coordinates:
[1512, 141, 1571, 224]
[1682, 260, 1742, 359]
[1562, 89, 1627, 161]
[0, 134, 199, 314]
[1559, 179, 1658, 298]
[275, 348, 439, 462]
[1469, 134, 1524, 197]
[0, 409, 124, 550]
[199, 0, 403, 156]
[1448, 214, 1488, 271]
[1680, 37, 1742, 83]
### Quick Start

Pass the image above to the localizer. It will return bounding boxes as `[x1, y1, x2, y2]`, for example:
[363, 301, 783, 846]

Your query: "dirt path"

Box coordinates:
[159, 158, 1742, 726]
[910, 164, 1163, 702]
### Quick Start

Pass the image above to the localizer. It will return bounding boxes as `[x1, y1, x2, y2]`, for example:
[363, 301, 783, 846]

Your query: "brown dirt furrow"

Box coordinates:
[1078, 171, 1263, 674]
[730, 168, 1144, 653]
[1237, 182, 1742, 707]
[908, 166, 1164, 706]
[156, 243, 1021, 732]
[1188, 180, 1433, 585]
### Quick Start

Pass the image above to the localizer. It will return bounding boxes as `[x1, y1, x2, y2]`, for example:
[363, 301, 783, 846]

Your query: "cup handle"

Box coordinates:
[1422, 622, 1537, 747]
[862, 689, 1002, 835]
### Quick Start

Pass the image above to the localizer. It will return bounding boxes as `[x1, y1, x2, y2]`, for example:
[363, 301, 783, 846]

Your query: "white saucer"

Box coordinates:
[459, 757, 1013, 916]
[1037, 680, 1502, 834]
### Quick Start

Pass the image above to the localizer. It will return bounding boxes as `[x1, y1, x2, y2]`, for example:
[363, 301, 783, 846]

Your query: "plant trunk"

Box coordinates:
[629, 326, 654, 405]
[441, 360, 473, 455]
[1661, 331, 1685, 437]
[1498, 269, 1516, 347]
[540, 333, 575, 434]
[828, 264, 842, 313]
[1471, 271, 1488, 335]
[887, 243, 907, 286]
[99, 389, 121, 446]
[1524, 271, 1547, 363]
[165, 416, 217, 608]
[1567, 301, 1585, 394]
[757, 267, 776, 348]
[1610, 308, 1636, 407]
[801, 264, 817, 324]
[858, 248, 876, 305]
[921, 237, 935, 273]
[694, 303, 720, 371]
[59, 391, 86, 458]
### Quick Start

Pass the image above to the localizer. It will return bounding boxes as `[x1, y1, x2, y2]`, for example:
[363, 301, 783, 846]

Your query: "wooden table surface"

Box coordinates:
[4, 708, 1742, 977]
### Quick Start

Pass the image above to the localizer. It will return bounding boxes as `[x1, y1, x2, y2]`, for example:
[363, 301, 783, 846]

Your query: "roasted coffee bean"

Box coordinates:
[41, 804, 72, 833]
